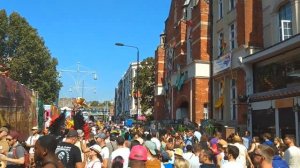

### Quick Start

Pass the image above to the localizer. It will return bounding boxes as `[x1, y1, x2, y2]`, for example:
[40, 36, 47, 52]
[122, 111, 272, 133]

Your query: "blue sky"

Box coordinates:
[0, 0, 171, 102]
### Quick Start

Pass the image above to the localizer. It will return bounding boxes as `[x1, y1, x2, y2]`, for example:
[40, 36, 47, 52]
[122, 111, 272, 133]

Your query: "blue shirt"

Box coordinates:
[263, 140, 274, 146]
[163, 163, 174, 168]
[272, 155, 289, 168]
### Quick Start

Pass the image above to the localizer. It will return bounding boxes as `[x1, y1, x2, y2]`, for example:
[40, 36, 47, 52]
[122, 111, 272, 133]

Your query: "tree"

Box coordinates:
[0, 10, 8, 64]
[134, 57, 155, 115]
[0, 10, 62, 103]
[89, 101, 99, 107]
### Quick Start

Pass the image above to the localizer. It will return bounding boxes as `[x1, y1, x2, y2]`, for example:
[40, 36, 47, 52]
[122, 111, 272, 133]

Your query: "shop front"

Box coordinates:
[250, 97, 300, 145]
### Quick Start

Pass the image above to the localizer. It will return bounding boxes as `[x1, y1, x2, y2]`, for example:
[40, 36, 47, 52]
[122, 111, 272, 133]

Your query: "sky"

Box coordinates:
[0, 0, 171, 102]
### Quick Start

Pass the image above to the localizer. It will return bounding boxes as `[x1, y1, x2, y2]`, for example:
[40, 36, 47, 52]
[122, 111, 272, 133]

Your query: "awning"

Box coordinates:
[249, 86, 300, 102]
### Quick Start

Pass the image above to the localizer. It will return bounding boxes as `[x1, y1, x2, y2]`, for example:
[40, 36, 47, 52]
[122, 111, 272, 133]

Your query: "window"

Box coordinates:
[218, 0, 223, 19]
[230, 79, 237, 120]
[279, 2, 292, 41]
[229, 23, 236, 50]
[218, 32, 224, 56]
[253, 55, 300, 93]
[229, 0, 236, 11]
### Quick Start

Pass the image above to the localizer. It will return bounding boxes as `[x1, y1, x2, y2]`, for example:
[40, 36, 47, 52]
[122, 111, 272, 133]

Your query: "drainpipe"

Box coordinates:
[190, 80, 193, 122]
[209, 0, 214, 119]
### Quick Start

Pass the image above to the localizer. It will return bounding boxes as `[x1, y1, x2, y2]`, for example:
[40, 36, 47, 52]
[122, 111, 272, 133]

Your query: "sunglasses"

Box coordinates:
[6, 138, 12, 141]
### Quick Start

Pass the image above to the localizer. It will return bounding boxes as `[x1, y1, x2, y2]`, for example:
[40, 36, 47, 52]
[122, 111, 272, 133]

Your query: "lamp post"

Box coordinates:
[115, 42, 140, 116]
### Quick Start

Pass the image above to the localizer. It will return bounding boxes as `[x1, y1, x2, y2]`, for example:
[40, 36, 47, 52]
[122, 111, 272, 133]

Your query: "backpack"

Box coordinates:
[184, 136, 198, 145]
[12, 144, 30, 168]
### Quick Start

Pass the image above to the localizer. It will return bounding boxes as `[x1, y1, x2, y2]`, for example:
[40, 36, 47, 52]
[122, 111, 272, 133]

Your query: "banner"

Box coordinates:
[213, 53, 232, 74]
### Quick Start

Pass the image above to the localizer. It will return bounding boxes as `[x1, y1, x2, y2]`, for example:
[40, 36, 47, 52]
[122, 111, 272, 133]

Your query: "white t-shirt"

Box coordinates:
[101, 146, 110, 159]
[233, 143, 247, 168]
[283, 146, 300, 168]
[182, 152, 200, 168]
[86, 159, 101, 168]
[26, 134, 40, 154]
[194, 131, 201, 142]
[111, 147, 130, 168]
[217, 151, 228, 167]
[221, 160, 243, 168]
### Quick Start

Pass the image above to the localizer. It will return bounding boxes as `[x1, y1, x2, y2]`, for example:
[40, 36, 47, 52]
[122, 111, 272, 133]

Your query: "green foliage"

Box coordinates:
[202, 119, 216, 136]
[38, 99, 45, 129]
[0, 10, 9, 64]
[178, 124, 185, 132]
[89, 101, 99, 107]
[0, 10, 62, 103]
[134, 57, 155, 115]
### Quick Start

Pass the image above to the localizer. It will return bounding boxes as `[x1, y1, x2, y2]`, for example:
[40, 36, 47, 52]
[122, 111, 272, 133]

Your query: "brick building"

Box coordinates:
[240, 0, 300, 143]
[211, 0, 263, 131]
[154, 0, 210, 124]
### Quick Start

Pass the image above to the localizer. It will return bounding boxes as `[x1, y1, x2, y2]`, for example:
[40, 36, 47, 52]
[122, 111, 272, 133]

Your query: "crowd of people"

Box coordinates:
[0, 121, 300, 168]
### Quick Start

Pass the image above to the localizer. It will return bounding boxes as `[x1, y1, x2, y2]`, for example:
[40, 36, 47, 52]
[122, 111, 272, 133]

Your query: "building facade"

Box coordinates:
[154, 0, 210, 124]
[154, 34, 167, 120]
[241, 0, 300, 143]
[212, 0, 263, 132]
[115, 63, 138, 119]
[153, 0, 300, 143]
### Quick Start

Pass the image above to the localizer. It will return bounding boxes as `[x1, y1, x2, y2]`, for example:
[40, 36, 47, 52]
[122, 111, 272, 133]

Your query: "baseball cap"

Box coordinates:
[77, 129, 84, 137]
[161, 151, 171, 161]
[89, 144, 101, 155]
[66, 130, 78, 137]
[32, 126, 38, 130]
[144, 141, 157, 155]
[129, 145, 147, 161]
[97, 133, 107, 139]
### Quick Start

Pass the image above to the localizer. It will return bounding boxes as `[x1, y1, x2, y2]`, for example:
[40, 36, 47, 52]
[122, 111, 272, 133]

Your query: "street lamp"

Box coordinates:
[115, 42, 140, 116]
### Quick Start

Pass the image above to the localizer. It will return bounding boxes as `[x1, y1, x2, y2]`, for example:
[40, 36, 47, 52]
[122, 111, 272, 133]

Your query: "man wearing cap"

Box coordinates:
[96, 133, 110, 168]
[0, 130, 26, 168]
[144, 140, 161, 168]
[25, 126, 40, 166]
[55, 130, 83, 168]
[75, 129, 88, 162]
[111, 136, 130, 168]
[129, 145, 147, 168]
[216, 140, 228, 168]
